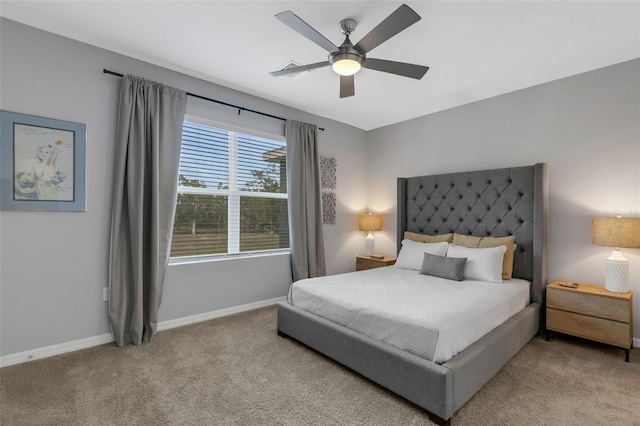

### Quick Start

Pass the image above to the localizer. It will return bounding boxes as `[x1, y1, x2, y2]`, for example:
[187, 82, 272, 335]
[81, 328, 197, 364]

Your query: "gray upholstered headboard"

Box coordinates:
[397, 163, 548, 304]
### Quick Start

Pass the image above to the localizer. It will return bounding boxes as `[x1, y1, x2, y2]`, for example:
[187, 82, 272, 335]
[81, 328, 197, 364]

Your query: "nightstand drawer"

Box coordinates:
[356, 256, 396, 271]
[547, 288, 629, 323]
[547, 309, 631, 348]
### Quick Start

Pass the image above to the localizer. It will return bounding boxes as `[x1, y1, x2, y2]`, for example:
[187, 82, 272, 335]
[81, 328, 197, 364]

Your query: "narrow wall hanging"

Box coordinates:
[320, 156, 337, 224]
[320, 157, 337, 190]
[322, 192, 336, 225]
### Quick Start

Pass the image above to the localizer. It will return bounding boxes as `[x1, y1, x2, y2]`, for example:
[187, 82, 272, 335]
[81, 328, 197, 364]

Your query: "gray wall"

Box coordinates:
[366, 59, 640, 338]
[2, 18, 638, 358]
[0, 19, 368, 357]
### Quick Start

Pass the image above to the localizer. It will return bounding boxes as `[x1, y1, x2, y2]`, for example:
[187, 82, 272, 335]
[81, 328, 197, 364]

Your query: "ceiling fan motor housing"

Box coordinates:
[329, 35, 364, 67]
[330, 18, 364, 68]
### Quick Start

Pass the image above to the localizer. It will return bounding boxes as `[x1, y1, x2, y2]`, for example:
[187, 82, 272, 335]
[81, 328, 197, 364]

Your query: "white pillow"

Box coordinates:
[446, 244, 507, 283]
[395, 240, 449, 271]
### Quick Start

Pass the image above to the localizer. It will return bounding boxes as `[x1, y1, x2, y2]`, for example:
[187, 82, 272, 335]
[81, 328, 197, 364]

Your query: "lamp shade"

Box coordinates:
[359, 214, 382, 232]
[592, 217, 640, 248]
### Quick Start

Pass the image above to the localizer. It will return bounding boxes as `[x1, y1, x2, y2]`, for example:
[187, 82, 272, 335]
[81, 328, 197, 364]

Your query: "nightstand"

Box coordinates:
[356, 255, 396, 271]
[546, 280, 633, 362]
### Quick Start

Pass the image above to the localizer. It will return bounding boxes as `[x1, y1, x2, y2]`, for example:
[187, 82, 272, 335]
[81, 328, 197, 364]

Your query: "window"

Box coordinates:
[170, 119, 289, 259]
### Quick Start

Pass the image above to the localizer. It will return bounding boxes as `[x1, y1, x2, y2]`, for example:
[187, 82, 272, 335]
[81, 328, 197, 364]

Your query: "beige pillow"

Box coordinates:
[452, 234, 481, 247]
[404, 231, 453, 243]
[452, 233, 516, 280]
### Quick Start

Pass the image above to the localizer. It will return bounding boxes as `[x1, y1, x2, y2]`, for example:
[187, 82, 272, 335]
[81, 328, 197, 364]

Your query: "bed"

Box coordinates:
[277, 163, 548, 425]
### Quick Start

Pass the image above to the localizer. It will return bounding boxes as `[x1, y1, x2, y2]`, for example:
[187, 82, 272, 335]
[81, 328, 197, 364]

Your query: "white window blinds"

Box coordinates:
[171, 121, 289, 258]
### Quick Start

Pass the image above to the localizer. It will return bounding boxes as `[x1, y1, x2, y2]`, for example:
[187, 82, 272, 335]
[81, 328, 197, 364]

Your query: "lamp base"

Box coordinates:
[364, 232, 375, 256]
[604, 250, 629, 293]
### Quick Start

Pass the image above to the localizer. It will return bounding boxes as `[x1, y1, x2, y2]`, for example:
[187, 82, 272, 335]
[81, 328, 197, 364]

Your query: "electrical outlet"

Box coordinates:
[103, 287, 109, 302]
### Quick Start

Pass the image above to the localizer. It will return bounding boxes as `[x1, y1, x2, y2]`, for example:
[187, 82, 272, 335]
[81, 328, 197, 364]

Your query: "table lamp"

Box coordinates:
[359, 213, 382, 256]
[592, 216, 640, 293]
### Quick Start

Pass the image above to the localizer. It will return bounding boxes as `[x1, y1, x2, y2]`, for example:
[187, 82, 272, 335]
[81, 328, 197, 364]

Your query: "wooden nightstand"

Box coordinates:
[546, 280, 633, 362]
[356, 255, 396, 271]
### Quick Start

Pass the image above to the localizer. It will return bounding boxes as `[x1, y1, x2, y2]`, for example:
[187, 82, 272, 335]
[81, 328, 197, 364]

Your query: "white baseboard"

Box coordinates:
[0, 333, 115, 368]
[157, 296, 286, 331]
[634, 337, 640, 348]
[0, 296, 286, 368]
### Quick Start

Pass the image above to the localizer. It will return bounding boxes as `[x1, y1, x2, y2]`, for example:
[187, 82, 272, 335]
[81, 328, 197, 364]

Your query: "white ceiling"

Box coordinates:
[1, 1, 639, 130]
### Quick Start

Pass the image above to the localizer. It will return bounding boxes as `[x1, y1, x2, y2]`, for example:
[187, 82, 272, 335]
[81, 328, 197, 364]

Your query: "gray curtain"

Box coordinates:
[109, 75, 187, 347]
[286, 120, 326, 281]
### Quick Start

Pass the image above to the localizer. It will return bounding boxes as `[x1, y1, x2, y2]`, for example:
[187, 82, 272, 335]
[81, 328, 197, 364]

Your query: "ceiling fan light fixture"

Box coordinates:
[332, 58, 361, 76]
[330, 50, 363, 76]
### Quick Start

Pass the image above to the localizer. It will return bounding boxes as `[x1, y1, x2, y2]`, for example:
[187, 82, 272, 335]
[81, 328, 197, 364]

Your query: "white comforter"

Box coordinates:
[288, 266, 530, 364]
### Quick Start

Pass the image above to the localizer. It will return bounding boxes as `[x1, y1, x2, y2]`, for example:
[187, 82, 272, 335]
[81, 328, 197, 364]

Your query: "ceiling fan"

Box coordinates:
[270, 4, 429, 98]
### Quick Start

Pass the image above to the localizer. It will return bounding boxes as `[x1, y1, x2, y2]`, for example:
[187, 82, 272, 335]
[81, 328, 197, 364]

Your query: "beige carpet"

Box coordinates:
[1, 306, 639, 425]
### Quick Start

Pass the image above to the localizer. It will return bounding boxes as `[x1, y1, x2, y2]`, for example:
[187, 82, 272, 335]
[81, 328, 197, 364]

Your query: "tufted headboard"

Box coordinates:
[397, 164, 548, 304]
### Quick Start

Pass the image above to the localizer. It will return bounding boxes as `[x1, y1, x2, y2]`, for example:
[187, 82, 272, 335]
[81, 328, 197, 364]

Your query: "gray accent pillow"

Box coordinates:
[420, 252, 467, 281]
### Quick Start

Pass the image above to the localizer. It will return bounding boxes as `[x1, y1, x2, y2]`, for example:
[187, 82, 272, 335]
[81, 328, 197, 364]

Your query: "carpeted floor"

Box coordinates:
[1, 306, 639, 425]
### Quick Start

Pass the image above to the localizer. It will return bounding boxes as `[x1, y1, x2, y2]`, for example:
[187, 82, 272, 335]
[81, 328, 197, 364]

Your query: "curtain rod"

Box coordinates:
[103, 69, 324, 131]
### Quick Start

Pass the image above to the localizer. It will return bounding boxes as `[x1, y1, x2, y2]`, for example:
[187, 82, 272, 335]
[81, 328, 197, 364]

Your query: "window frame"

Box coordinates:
[169, 115, 290, 265]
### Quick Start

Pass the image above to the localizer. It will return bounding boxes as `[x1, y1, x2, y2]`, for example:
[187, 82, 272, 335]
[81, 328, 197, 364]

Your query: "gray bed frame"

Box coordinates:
[277, 163, 548, 425]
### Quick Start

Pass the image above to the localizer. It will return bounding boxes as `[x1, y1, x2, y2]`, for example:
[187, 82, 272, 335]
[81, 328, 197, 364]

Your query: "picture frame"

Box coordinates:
[0, 111, 86, 211]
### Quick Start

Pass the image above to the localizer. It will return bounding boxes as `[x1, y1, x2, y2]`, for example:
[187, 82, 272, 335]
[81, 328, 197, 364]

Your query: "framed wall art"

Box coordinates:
[0, 111, 86, 211]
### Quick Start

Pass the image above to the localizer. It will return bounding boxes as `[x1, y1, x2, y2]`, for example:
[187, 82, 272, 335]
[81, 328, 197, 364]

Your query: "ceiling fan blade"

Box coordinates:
[276, 11, 339, 53]
[340, 75, 355, 98]
[270, 61, 330, 77]
[354, 4, 421, 54]
[363, 58, 429, 80]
